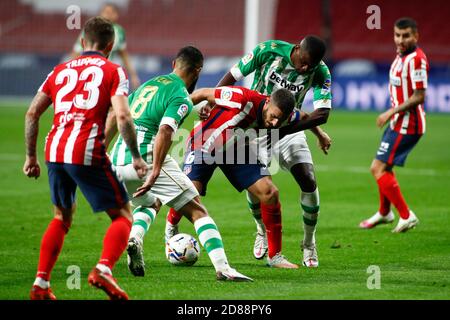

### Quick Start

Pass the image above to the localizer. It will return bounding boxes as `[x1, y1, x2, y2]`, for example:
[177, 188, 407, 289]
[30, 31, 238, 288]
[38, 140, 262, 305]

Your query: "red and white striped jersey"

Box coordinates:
[39, 52, 128, 166]
[389, 47, 428, 135]
[188, 86, 267, 153]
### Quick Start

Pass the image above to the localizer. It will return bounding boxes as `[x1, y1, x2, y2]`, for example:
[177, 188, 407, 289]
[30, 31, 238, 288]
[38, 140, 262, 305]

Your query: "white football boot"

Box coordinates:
[392, 211, 419, 233]
[253, 232, 268, 260]
[301, 241, 319, 268]
[216, 268, 253, 282]
[267, 253, 299, 269]
[127, 237, 145, 277]
[359, 211, 395, 229]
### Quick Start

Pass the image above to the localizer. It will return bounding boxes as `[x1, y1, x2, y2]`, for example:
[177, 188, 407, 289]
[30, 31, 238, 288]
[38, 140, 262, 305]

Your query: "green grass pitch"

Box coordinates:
[0, 105, 449, 300]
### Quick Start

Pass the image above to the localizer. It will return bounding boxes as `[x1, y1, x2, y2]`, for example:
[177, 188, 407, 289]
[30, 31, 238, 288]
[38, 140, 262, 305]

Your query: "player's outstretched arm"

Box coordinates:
[279, 108, 330, 140]
[217, 71, 237, 87]
[190, 88, 216, 105]
[301, 110, 332, 154]
[111, 95, 147, 178]
[133, 124, 173, 198]
[196, 73, 238, 121]
[23, 92, 52, 179]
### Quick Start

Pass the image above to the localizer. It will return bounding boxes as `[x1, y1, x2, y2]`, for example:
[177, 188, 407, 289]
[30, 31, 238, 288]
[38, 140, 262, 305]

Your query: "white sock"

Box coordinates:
[96, 263, 112, 275]
[33, 277, 49, 289]
[194, 216, 229, 272]
[130, 206, 156, 243]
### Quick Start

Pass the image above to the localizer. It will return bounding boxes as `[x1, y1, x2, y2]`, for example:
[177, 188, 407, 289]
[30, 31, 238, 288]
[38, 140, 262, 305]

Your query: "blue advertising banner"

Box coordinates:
[1, 54, 449, 113]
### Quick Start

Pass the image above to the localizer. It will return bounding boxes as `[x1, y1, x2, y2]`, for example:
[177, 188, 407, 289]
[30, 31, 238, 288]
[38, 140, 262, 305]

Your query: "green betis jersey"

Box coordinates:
[110, 73, 193, 166]
[74, 23, 126, 61]
[230, 40, 332, 110]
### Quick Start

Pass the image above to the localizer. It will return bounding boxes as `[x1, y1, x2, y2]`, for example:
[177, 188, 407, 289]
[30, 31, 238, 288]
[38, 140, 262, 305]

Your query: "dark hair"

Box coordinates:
[301, 35, 326, 66]
[175, 46, 204, 72]
[83, 16, 115, 50]
[271, 89, 295, 117]
[395, 17, 418, 32]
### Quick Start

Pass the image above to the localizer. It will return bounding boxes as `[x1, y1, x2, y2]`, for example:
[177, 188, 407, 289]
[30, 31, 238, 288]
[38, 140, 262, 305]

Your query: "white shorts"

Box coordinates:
[114, 156, 199, 211]
[256, 131, 313, 171]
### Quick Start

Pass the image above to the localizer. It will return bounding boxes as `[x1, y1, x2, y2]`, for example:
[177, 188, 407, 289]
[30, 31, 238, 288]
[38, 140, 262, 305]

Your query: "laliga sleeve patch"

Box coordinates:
[177, 104, 189, 118]
[321, 78, 331, 95]
[412, 69, 426, 82]
[220, 88, 233, 101]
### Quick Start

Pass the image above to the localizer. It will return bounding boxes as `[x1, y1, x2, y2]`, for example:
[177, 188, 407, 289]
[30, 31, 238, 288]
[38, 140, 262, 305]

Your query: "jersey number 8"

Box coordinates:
[130, 86, 159, 119]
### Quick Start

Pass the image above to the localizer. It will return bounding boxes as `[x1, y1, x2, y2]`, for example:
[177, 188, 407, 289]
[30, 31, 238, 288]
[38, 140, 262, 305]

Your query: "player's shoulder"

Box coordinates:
[151, 73, 180, 86]
[226, 86, 265, 102]
[156, 74, 191, 102]
[257, 39, 293, 53]
[218, 85, 247, 96]
[165, 74, 189, 94]
[414, 47, 428, 61]
[316, 60, 331, 75]
[50, 61, 66, 74]
[102, 58, 123, 72]
[215, 86, 249, 108]
[241, 86, 265, 99]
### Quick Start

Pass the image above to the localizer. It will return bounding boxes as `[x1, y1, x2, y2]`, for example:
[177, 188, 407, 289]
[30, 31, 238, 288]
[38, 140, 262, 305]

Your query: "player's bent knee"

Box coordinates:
[261, 186, 279, 205]
[370, 161, 386, 179]
[179, 199, 208, 223]
[152, 198, 162, 213]
[300, 176, 317, 193]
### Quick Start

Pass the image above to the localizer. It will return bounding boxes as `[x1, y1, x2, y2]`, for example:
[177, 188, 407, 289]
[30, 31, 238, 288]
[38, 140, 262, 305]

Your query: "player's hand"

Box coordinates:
[133, 169, 160, 198]
[23, 155, 41, 179]
[376, 110, 392, 128]
[198, 102, 212, 121]
[317, 131, 332, 155]
[132, 157, 148, 179]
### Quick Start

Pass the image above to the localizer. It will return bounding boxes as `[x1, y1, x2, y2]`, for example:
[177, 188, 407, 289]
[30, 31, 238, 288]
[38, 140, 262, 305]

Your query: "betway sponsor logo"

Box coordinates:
[269, 71, 304, 92]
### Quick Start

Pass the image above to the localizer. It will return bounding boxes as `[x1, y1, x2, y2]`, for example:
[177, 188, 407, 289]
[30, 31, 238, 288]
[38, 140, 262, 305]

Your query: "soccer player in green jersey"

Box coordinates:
[71, 3, 140, 89]
[194, 36, 332, 267]
[106, 46, 252, 282]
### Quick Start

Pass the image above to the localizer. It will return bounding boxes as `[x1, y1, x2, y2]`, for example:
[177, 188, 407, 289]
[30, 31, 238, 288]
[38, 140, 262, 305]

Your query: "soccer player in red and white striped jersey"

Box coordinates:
[165, 86, 301, 268]
[24, 17, 147, 300]
[360, 17, 428, 233]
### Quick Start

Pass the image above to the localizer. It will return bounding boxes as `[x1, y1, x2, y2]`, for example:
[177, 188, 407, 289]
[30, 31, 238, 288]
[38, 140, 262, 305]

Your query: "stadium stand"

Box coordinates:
[330, 0, 450, 63]
[0, 0, 449, 112]
[274, 0, 450, 63]
[2, 0, 449, 61]
[274, 0, 323, 44]
[0, 0, 244, 56]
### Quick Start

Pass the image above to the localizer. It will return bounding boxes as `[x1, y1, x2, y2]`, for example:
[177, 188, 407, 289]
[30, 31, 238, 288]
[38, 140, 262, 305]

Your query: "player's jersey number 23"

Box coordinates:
[55, 66, 104, 112]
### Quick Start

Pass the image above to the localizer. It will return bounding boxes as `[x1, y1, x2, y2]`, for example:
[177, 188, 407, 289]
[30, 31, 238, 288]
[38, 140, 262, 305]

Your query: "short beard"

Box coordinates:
[187, 77, 198, 94]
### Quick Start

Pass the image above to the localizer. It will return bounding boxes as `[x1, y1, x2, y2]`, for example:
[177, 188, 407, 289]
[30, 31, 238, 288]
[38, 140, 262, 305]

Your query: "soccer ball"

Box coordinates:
[165, 233, 200, 266]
